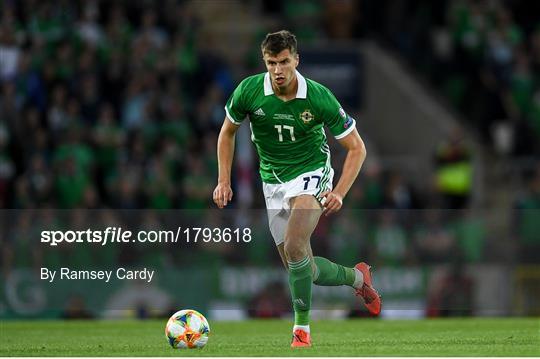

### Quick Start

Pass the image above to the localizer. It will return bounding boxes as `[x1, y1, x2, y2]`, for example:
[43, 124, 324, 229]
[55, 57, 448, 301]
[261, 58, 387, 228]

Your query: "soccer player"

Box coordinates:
[213, 30, 381, 348]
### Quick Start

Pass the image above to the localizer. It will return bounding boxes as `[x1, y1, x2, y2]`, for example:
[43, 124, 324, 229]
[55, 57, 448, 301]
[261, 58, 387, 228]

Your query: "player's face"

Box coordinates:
[263, 49, 299, 93]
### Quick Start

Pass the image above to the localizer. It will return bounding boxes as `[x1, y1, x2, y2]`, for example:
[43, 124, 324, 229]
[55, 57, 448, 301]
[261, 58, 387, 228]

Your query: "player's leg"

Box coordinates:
[312, 256, 381, 315]
[284, 194, 321, 346]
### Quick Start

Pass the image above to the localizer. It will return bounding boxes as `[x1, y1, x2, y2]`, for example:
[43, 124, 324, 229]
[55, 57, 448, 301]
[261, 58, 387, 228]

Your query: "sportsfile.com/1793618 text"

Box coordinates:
[40, 227, 252, 246]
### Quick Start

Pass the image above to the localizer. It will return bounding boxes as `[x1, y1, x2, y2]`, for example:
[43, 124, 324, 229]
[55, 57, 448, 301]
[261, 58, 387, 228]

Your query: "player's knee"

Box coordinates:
[283, 239, 308, 262]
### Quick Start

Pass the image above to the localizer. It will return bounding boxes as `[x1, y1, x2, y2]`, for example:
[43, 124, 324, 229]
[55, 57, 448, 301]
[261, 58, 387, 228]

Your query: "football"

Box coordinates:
[165, 309, 210, 349]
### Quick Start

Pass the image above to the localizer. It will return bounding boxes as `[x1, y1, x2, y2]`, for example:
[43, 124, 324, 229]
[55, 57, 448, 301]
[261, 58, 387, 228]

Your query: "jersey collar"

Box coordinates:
[264, 70, 307, 99]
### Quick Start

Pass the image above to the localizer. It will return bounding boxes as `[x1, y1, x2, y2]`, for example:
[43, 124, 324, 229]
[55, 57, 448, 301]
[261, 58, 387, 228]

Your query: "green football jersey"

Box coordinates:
[225, 71, 356, 184]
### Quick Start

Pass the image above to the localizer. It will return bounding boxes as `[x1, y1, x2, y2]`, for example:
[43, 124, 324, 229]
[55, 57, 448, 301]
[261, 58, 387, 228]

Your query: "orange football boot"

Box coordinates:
[355, 262, 382, 316]
[291, 329, 311, 348]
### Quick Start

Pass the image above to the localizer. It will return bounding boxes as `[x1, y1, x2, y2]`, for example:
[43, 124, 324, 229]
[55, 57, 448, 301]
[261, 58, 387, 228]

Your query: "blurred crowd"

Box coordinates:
[1, 1, 230, 210]
[368, 0, 540, 156]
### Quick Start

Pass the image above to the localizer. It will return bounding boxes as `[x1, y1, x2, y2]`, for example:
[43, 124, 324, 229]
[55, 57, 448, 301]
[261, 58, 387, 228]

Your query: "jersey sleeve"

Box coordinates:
[224, 80, 248, 125]
[321, 90, 356, 139]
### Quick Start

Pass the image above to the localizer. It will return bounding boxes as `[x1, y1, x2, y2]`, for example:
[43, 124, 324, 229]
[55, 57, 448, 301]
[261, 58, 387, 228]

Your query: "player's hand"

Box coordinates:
[213, 182, 233, 208]
[321, 191, 343, 216]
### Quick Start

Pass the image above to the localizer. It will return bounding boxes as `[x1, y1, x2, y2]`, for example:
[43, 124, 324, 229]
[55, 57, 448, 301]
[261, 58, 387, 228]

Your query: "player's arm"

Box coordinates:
[213, 117, 240, 208]
[322, 128, 366, 215]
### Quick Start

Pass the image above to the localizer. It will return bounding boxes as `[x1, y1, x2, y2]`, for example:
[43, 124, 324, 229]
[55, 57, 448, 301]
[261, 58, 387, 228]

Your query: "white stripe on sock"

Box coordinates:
[353, 267, 364, 289]
[293, 325, 310, 333]
[288, 256, 310, 270]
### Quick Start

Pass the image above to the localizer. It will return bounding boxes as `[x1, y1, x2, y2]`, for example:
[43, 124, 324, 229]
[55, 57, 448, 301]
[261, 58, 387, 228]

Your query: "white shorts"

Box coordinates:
[263, 166, 334, 246]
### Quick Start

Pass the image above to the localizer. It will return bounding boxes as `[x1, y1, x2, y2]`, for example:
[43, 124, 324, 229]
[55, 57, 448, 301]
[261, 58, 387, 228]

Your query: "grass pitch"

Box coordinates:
[1, 318, 538, 356]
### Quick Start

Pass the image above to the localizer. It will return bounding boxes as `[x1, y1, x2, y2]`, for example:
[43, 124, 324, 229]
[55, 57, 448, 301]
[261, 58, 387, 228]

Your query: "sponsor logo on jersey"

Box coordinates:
[273, 113, 295, 121]
[254, 108, 265, 116]
[339, 107, 346, 118]
[300, 109, 314, 123]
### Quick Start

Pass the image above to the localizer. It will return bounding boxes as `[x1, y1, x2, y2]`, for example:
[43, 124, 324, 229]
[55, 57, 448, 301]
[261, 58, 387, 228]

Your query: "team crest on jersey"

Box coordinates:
[300, 109, 314, 123]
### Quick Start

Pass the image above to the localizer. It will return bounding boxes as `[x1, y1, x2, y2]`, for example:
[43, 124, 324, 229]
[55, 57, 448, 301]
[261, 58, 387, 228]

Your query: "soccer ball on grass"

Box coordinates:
[165, 309, 210, 349]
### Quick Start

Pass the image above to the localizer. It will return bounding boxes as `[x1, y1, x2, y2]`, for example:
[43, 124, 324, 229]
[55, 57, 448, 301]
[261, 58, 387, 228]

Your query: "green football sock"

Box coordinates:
[288, 256, 312, 326]
[312, 256, 356, 287]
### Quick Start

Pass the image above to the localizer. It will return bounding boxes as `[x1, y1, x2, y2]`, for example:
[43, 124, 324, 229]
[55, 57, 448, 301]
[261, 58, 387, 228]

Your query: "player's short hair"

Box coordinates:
[261, 30, 297, 56]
